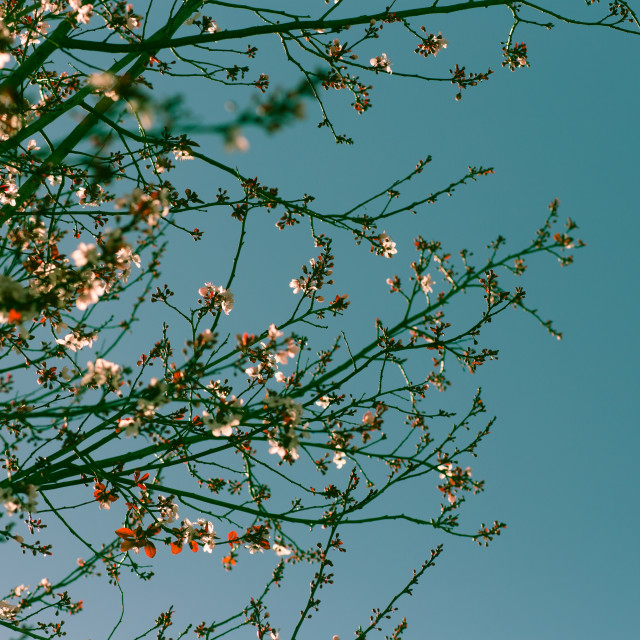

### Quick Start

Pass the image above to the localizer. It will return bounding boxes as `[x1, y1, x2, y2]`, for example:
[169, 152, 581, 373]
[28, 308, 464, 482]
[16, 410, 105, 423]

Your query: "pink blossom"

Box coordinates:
[268, 323, 283, 340]
[81, 358, 122, 389]
[274, 340, 299, 365]
[76, 277, 106, 311]
[198, 283, 234, 315]
[71, 242, 98, 267]
[379, 232, 397, 258]
[362, 411, 375, 425]
[70, 0, 93, 24]
[370, 53, 392, 74]
[56, 331, 96, 352]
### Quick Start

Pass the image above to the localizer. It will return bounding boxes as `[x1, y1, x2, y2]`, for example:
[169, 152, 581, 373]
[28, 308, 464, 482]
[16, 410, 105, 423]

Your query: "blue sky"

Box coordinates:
[3, 3, 639, 639]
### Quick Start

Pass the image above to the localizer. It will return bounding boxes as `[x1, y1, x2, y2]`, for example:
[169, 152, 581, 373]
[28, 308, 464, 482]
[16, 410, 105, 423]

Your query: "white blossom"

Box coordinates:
[370, 53, 392, 74]
[56, 331, 96, 352]
[198, 283, 234, 315]
[417, 273, 435, 296]
[81, 358, 122, 390]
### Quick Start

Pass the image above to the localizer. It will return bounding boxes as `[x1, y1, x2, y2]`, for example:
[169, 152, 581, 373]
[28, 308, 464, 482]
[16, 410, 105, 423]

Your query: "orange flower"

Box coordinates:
[115, 523, 161, 558]
[170, 539, 198, 555]
[94, 482, 118, 509]
[221, 553, 237, 570]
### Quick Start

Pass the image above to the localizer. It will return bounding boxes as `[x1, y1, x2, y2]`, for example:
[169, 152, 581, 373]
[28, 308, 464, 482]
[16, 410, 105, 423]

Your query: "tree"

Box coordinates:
[0, 1, 636, 638]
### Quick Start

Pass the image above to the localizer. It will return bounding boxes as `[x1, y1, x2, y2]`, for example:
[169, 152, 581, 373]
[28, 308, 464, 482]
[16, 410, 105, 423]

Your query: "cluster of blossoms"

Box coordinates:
[198, 283, 234, 315]
[69, 0, 93, 25]
[157, 495, 179, 523]
[114, 245, 142, 282]
[0, 484, 38, 515]
[0, 599, 19, 620]
[76, 184, 106, 207]
[329, 38, 344, 59]
[202, 394, 244, 437]
[173, 147, 194, 161]
[55, 329, 97, 352]
[264, 395, 305, 462]
[368, 231, 398, 258]
[437, 462, 473, 505]
[289, 248, 335, 300]
[502, 42, 529, 71]
[16, 230, 140, 319]
[370, 53, 392, 74]
[75, 275, 106, 311]
[244, 324, 300, 383]
[114, 188, 170, 226]
[272, 542, 293, 557]
[117, 416, 141, 438]
[332, 446, 347, 469]
[414, 29, 449, 57]
[184, 12, 218, 34]
[116, 378, 169, 437]
[70, 242, 99, 267]
[81, 358, 122, 391]
[171, 518, 216, 554]
[88, 72, 119, 101]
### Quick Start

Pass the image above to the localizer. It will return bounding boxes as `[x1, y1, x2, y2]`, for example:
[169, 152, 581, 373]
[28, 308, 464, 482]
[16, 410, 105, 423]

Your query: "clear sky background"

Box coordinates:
[3, 2, 639, 639]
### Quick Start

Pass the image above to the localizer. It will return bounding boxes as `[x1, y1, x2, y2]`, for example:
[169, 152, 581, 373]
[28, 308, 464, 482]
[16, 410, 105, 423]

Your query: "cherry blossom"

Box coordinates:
[198, 283, 235, 315]
[370, 53, 393, 74]
[114, 188, 170, 226]
[173, 148, 194, 161]
[418, 273, 435, 295]
[379, 232, 398, 258]
[268, 323, 283, 340]
[56, 331, 97, 352]
[81, 358, 122, 390]
[202, 410, 240, 437]
[39, 578, 52, 591]
[71, 242, 99, 267]
[362, 411, 375, 425]
[274, 339, 300, 365]
[157, 496, 179, 523]
[115, 246, 141, 282]
[0, 600, 19, 619]
[268, 438, 300, 461]
[172, 518, 216, 554]
[117, 417, 140, 438]
[76, 276, 107, 311]
[333, 449, 347, 469]
[69, 0, 93, 24]
[272, 543, 292, 556]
